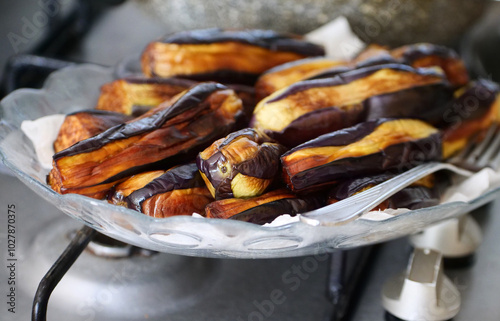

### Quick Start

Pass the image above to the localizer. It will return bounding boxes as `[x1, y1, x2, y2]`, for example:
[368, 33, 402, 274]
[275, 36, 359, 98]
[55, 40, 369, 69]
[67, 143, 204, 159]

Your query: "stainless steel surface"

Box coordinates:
[0, 173, 332, 320]
[351, 202, 500, 321]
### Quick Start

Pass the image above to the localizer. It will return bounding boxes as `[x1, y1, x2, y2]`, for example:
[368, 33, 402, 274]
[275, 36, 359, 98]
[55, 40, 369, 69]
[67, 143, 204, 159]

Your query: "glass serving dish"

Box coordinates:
[1, 64, 498, 259]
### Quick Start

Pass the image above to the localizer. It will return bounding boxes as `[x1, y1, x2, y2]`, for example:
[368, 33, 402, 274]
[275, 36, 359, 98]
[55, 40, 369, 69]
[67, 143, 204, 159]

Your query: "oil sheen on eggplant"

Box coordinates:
[111, 163, 213, 218]
[54, 110, 133, 153]
[141, 28, 325, 84]
[441, 79, 500, 158]
[49, 82, 244, 198]
[197, 128, 287, 200]
[252, 63, 451, 147]
[281, 118, 442, 192]
[327, 173, 447, 211]
[254, 57, 347, 100]
[95, 77, 197, 116]
[205, 189, 323, 224]
[354, 43, 469, 88]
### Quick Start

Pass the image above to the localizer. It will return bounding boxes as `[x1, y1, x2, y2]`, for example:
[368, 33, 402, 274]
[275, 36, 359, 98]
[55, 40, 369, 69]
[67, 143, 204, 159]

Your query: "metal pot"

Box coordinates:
[134, 0, 487, 46]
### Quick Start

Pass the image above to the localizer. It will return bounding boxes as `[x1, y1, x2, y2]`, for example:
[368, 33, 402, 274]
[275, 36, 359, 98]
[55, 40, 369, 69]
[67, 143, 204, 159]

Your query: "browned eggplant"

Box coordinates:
[205, 189, 323, 224]
[281, 118, 442, 193]
[252, 64, 451, 147]
[197, 128, 288, 200]
[254, 57, 347, 100]
[53, 110, 133, 153]
[95, 77, 196, 116]
[49, 82, 244, 198]
[141, 28, 325, 85]
[327, 173, 448, 211]
[109, 163, 212, 218]
[352, 44, 391, 65]
[391, 43, 469, 88]
[224, 84, 257, 120]
[108, 170, 166, 206]
[442, 80, 500, 158]
[354, 43, 469, 88]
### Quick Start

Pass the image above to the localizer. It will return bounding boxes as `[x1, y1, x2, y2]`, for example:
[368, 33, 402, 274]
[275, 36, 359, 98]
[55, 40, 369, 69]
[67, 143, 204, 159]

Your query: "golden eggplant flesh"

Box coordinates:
[110, 163, 213, 218]
[141, 28, 325, 84]
[108, 170, 166, 206]
[54, 110, 132, 153]
[327, 173, 448, 211]
[197, 128, 287, 200]
[354, 43, 469, 88]
[205, 189, 323, 224]
[281, 118, 442, 192]
[252, 64, 451, 147]
[442, 79, 500, 158]
[254, 57, 347, 100]
[95, 77, 196, 116]
[49, 82, 244, 198]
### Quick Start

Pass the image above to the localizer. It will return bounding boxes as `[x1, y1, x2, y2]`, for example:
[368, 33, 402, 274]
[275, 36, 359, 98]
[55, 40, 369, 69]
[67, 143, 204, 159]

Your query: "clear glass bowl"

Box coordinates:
[1, 64, 498, 258]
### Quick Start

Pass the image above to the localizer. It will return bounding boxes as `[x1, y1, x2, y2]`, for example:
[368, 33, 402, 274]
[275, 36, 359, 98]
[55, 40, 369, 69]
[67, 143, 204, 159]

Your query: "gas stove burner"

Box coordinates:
[22, 216, 221, 321]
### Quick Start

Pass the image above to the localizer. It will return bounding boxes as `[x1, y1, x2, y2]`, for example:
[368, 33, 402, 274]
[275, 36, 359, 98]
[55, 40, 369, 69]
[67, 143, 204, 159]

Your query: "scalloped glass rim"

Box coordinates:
[0, 64, 498, 259]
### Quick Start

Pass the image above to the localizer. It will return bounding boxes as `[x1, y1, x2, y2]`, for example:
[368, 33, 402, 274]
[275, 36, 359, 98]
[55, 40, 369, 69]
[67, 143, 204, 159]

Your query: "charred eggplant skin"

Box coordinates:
[141, 28, 325, 84]
[252, 63, 450, 147]
[327, 173, 446, 211]
[157, 28, 325, 56]
[95, 77, 196, 116]
[441, 79, 499, 129]
[281, 119, 442, 192]
[50, 82, 244, 197]
[108, 170, 166, 206]
[54, 110, 132, 153]
[391, 43, 469, 87]
[441, 80, 500, 158]
[354, 43, 469, 87]
[205, 189, 323, 224]
[254, 57, 346, 100]
[126, 163, 209, 211]
[196, 128, 287, 199]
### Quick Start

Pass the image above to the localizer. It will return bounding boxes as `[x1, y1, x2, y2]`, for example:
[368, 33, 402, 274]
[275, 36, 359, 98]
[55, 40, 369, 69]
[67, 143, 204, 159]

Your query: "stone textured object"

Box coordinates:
[136, 0, 486, 46]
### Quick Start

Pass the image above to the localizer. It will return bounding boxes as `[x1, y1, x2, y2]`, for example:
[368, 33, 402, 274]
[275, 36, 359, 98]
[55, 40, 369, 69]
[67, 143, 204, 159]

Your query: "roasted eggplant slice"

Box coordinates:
[352, 44, 392, 65]
[391, 43, 469, 88]
[141, 28, 325, 85]
[109, 164, 213, 218]
[197, 128, 287, 200]
[254, 57, 346, 100]
[354, 43, 469, 88]
[442, 80, 500, 158]
[108, 170, 166, 206]
[225, 84, 257, 120]
[205, 189, 323, 224]
[95, 77, 196, 116]
[49, 82, 244, 198]
[252, 64, 451, 147]
[281, 119, 442, 192]
[327, 173, 448, 211]
[54, 110, 133, 153]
